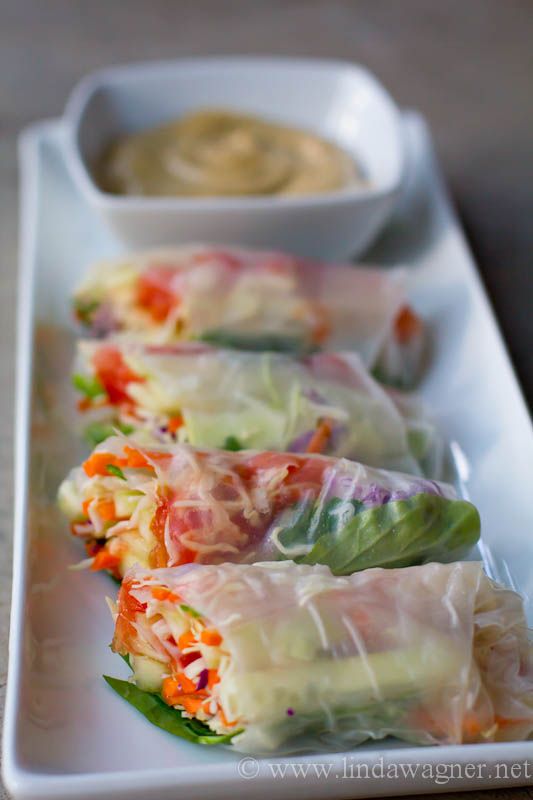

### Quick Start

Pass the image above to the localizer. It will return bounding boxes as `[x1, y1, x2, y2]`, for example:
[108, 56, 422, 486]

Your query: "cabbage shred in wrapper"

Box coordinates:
[72, 340, 442, 475]
[58, 436, 479, 579]
[72, 245, 425, 387]
[107, 560, 533, 753]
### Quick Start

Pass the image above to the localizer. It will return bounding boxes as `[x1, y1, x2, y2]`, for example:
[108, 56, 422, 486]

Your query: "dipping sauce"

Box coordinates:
[95, 109, 364, 198]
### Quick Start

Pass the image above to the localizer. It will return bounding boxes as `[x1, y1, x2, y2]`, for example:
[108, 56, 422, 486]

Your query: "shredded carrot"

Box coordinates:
[161, 677, 180, 704]
[462, 711, 484, 739]
[177, 695, 206, 714]
[95, 498, 116, 521]
[178, 630, 197, 651]
[175, 672, 197, 694]
[394, 305, 423, 344]
[207, 669, 220, 689]
[151, 586, 179, 603]
[90, 549, 121, 572]
[84, 446, 164, 474]
[306, 418, 334, 454]
[123, 445, 169, 467]
[200, 629, 222, 647]
[83, 452, 125, 477]
[495, 715, 530, 728]
[167, 414, 184, 434]
[123, 446, 151, 469]
[218, 706, 238, 728]
[145, 450, 174, 462]
[82, 498, 92, 516]
[163, 668, 223, 718]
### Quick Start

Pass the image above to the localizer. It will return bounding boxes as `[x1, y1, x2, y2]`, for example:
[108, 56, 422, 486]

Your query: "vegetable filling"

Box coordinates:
[58, 438, 480, 579]
[114, 576, 240, 735]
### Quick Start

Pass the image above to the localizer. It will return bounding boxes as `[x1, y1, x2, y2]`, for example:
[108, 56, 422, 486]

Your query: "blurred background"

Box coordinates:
[0, 2, 531, 796]
[1, 0, 531, 397]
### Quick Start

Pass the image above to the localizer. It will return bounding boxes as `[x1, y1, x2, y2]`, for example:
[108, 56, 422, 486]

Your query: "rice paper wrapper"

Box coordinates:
[59, 437, 479, 577]
[74, 340, 439, 474]
[72, 245, 421, 382]
[113, 560, 533, 753]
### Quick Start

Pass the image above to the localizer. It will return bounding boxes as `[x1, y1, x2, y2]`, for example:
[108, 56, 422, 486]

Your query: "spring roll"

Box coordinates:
[73, 340, 440, 475]
[58, 436, 479, 579]
[72, 245, 424, 387]
[106, 560, 533, 753]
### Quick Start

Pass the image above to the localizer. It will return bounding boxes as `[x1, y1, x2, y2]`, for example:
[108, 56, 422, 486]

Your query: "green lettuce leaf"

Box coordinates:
[72, 373, 106, 399]
[85, 420, 134, 447]
[199, 329, 314, 354]
[103, 675, 237, 745]
[277, 494, 480, 575]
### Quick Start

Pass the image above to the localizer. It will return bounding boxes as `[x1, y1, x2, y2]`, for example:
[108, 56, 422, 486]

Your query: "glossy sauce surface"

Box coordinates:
[95, 109, 364, 197]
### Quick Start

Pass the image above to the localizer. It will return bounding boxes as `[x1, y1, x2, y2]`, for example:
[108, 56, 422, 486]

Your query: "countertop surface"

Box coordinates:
[0, 1, 531, 797]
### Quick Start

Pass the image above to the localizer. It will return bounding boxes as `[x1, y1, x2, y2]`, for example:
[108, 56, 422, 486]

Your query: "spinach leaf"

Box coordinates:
[103, 676, 237, 745]
[299, 494, 480, 575]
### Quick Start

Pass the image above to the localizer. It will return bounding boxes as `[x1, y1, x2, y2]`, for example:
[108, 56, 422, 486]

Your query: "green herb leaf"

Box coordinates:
[84, 420, 135, 447]
[223, 435, 243, 452]
[106, 464, 126, 480]
[179, 603, 202, 619]
[299, 494, 480, 575]
[74, 299, 100, 325]
[72, 373, 106, 399]
[117, 421, 136, 435]
[103, 676, 237, 745]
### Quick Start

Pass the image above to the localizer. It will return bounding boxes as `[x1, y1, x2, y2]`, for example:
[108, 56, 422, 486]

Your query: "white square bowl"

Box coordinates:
[63, 57, 405, 259]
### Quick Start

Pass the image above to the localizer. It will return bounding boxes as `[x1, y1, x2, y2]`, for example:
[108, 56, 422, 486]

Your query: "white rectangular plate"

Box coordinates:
[3, 112, 533, 799]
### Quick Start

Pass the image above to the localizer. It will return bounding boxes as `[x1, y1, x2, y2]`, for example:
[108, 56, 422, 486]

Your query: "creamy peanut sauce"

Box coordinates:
[95, 109, 364, 197]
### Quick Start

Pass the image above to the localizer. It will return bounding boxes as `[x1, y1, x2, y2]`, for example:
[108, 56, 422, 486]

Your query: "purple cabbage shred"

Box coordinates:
[196, 669, 208, 691]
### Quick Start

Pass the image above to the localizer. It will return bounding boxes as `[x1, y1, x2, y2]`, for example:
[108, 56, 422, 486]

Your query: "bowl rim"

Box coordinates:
[63, 55, 406, 211]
